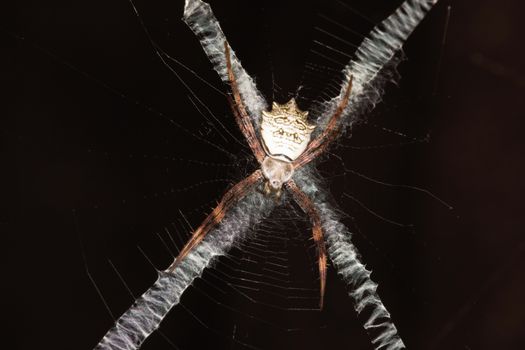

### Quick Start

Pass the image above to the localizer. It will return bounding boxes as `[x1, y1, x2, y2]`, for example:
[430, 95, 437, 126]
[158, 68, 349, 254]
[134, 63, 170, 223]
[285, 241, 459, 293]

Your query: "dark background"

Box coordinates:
[3, 0, 525, 349]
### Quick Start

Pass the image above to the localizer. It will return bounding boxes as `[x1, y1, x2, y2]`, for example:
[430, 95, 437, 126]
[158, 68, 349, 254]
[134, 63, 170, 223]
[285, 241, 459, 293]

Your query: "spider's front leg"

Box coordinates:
[285, 180, 327, 309]
[224, 42, 266, 164]
[292, 75, 353, 169]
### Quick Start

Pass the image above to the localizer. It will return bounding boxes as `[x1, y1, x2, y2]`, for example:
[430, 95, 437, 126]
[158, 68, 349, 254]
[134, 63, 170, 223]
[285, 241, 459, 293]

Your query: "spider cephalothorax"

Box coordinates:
[261, 156, 294, 197]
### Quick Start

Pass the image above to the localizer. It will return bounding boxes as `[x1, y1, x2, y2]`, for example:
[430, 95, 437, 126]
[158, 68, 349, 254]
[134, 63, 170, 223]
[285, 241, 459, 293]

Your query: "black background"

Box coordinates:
[4, 0, 525, 349]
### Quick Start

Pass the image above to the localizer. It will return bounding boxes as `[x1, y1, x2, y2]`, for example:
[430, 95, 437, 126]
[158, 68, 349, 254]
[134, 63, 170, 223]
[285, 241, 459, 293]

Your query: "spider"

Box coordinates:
[95, 0, 439, 349]
[166, 40, 354, 309]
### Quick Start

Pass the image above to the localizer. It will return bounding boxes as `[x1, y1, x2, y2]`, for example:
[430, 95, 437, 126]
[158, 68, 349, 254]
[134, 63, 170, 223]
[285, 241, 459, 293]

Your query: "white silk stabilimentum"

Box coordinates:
[93, 0, 438, 349]
[294, 167, 405, 350]
[183, 0, 268, 128]
[94, 191, 274, 350]
[313, 0, 438, 136]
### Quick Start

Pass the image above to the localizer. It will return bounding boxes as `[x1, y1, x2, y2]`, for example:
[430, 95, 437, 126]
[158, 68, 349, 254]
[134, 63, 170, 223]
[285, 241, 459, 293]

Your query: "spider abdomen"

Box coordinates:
[261, 99, 315, 162]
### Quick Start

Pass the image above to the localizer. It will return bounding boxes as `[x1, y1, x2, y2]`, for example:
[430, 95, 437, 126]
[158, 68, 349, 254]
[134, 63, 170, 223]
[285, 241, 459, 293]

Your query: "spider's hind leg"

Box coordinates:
[167, 170, 263, 272]
[286, 180, 327, 310]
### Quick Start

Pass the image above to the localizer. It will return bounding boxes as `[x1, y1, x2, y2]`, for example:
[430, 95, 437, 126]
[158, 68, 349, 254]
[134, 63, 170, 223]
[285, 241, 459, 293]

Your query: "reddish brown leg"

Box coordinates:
[167, 170, 263, 272]
[224, 42, 266, 164]
[286, 180, 327, 310]
[293, 76, 353, 169]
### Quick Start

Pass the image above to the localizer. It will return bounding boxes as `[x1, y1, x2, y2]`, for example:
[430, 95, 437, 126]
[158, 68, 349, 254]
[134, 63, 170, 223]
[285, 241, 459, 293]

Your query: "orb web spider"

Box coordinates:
[95, 0, 439, 349]
[167, 40, 354, 310]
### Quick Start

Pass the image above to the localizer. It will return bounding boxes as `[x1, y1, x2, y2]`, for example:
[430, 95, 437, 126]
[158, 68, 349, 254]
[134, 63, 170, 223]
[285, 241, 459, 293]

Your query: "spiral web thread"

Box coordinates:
[93, 0, 439, 349]
[95, 191, 275, 350]
[295, 167, 405, 350]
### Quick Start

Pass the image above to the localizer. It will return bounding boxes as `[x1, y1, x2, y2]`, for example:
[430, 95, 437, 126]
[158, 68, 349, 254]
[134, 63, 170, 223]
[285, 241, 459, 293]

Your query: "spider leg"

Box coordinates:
[225, 41, 266, 164]
[293, 76, 353, 169]
[167, 170, 263, 272]
[286, 179, 327, 309]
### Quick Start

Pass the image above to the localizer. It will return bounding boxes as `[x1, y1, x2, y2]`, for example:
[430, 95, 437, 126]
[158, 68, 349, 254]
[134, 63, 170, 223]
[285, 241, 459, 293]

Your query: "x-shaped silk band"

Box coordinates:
[94, 0, 438, 349]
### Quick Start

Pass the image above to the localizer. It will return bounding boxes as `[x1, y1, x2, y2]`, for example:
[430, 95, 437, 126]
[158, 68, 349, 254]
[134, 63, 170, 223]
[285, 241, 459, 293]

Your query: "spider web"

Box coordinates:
[6, 0, 450, 349]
